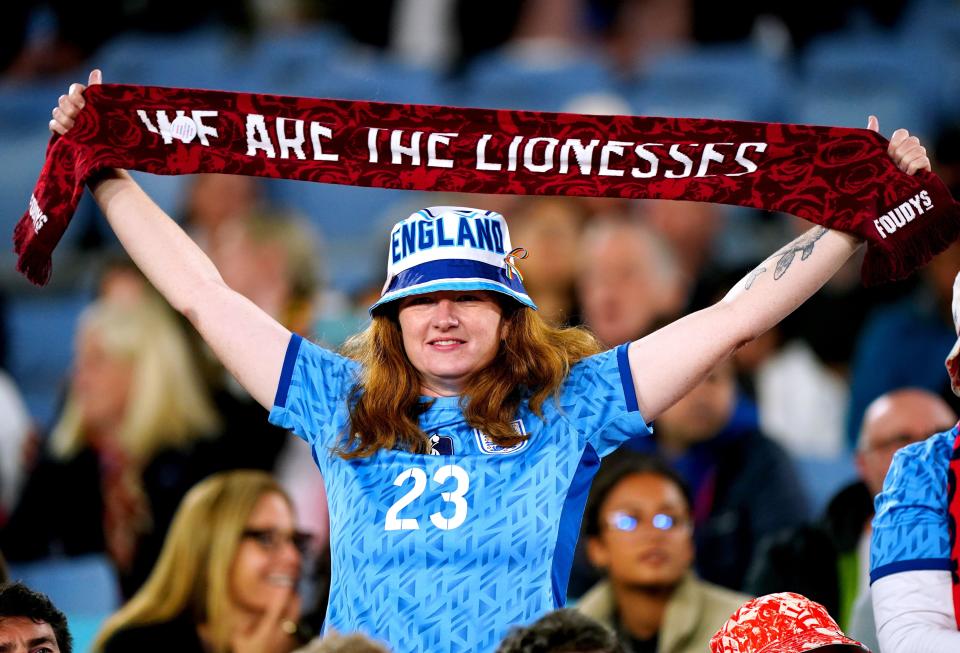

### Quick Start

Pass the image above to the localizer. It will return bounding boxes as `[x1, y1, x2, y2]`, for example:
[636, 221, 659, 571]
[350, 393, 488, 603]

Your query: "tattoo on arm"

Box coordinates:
[744, 227, 828, 289]
[744, 265, 766, 290]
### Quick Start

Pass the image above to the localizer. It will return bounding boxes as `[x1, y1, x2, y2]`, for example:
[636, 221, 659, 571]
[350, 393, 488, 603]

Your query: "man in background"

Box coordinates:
[0, 582, 73, 653]
[746, 388, 956, 647]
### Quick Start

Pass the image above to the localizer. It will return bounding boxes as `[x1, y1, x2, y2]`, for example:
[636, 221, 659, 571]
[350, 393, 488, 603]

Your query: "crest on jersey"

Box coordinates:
[473, 419, 529, 455]
[429, 434, 455, 456]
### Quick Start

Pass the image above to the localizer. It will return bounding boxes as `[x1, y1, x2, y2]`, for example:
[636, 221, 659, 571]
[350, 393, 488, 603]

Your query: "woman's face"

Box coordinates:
[229, 492, 303, 615]
[71, 329, 134, 434]
[397, 290, 507, 397]
[587, 473, 694, 589]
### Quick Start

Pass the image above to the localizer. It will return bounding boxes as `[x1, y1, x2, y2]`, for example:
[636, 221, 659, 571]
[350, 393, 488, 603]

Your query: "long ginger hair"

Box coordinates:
[339, 301, 602, 458]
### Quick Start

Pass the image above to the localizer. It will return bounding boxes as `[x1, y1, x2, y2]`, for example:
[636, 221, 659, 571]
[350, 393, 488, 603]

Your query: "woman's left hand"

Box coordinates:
[869, 114, 931, 175]
[231, 585, 302, 653]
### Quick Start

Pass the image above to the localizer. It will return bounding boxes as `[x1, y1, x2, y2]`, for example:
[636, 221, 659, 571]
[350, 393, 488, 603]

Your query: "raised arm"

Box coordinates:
[629, 116, 930, 421]
[52, 71, 290, 409]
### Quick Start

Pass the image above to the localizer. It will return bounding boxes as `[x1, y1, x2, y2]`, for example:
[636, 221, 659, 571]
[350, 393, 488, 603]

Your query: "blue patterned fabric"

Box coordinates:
[269, 334, 649, 651]
[870, 425, 958, 583]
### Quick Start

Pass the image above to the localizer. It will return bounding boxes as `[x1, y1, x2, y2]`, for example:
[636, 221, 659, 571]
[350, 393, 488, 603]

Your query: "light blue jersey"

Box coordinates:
[870, 425, 958, 584]
[269, 334, 649, 651]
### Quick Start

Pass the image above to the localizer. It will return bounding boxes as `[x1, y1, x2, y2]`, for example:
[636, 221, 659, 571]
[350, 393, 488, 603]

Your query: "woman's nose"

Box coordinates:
[433, 300, 459, 326]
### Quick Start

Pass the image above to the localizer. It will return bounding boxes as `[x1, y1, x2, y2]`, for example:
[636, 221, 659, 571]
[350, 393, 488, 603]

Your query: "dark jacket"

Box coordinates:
[691, 426, 811, 591]
[0, 438, 223, 597]
[743, 480, 874, 621]
[101, 614, 205, 653]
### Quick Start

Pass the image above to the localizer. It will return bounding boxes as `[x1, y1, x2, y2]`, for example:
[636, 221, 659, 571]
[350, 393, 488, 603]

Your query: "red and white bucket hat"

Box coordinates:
[710, 592, 870, 653]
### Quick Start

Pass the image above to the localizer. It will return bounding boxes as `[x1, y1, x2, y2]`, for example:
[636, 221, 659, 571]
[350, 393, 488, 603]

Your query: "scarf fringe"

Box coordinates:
[13, 214, 52, 286]
[861, 202, 960, 287]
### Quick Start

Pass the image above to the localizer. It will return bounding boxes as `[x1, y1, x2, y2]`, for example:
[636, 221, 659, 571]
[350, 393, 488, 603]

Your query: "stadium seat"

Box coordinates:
[6, 292, 89, 429]
[232, 26, 352, 95]
[0, 76, 79, 136]
[265, 179, 429, 293]
[462, 44, 620, 112]
[93, 29, 240, 89]
[794, 452, 859, 518]
[898, 0, 960, 124]
[7, 554, 120, 653]
[792, 34, 936, 137]
[630, 43, 789, 122]
[240, 40, 446, 105]
[6, 554, 121, 615]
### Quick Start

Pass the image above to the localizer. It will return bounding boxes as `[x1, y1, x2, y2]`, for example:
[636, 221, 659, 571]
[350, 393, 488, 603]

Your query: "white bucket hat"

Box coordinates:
[369, 206, 537, 314]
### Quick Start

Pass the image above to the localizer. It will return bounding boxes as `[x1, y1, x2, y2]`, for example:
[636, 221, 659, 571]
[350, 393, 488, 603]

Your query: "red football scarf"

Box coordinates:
[14, 83, 960, 286]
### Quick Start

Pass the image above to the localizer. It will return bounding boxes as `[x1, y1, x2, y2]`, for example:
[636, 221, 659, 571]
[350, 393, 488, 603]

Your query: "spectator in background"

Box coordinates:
[182, 174, 264, 254]
[577, 215, 687, 347]
[206, 208, 331, 549]
[637, 361, 809, 591]
[207, 208, 322, 339]
[578, 452, 748, 653]
[0, 298, 222, 598]
[497, 609, 625, 653]
[0, 582, 73, 653]
[642, 200, 724, 287]
[0, 370, 33, 524]
[506, 198, 585, 327]
[745, 388, 957, 646]
[0, 550, 7, 584]
[94, 470, 308, 653]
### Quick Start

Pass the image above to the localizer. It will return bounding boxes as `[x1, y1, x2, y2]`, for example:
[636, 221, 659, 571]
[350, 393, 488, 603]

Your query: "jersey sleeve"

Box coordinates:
[268, 334, 361, 449]
[558, 343, 652, 457]
[869, 428, 956, 584]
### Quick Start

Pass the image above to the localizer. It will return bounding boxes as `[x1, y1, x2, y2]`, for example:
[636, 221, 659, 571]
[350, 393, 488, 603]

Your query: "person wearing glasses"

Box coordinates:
[50, 71, 932, 652]
[93, 470, 310, 653]
[577, 452, 748, 653]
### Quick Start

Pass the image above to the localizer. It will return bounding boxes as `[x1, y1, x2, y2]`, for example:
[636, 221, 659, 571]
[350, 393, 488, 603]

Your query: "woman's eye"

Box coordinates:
[457, 294, 479, 302]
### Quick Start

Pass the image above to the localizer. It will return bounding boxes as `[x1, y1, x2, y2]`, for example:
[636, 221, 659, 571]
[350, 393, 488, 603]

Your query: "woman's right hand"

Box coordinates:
[50, 69, 101, 136]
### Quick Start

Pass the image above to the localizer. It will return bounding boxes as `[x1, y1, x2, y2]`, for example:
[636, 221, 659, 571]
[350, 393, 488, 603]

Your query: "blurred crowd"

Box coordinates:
[1, 0, 959, 652]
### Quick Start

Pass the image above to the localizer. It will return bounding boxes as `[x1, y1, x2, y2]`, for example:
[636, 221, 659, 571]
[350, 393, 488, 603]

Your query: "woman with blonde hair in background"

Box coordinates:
[95, 470, 308, 653]
[0, 296, 223, 596]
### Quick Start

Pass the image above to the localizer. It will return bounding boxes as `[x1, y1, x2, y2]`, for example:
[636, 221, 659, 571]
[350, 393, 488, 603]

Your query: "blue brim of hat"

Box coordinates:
[369, 259, 537, 314]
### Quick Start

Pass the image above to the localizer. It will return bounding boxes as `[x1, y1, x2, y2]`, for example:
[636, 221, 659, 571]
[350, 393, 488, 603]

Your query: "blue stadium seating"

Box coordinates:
[238, 39, 447, 105]
[265, 179, 429, 293]
[7, 554, 120, 653]
[792, 33, 936, 136]
[6, 554, 121, 615]
[92, 29, 240, 89]
[0, 76, 81, 135]
[462, 45, 620, 112]
[6, 292, 89, 429]
[794, 452, 859, 518]
[630, 43, 789, 122]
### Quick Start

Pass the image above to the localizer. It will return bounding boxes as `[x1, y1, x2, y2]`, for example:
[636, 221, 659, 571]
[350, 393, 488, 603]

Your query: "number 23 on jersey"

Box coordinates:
[385, 464, 470, 531]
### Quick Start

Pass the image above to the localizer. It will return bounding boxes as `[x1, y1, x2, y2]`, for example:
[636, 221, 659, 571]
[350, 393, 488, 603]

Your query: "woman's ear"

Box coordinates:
[585, 535, 609, 570]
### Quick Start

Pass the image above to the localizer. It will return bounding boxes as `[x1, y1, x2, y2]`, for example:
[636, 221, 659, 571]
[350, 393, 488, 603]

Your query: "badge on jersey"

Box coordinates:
[429, 434, 455, 455]
[473, 419, 529, 454]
